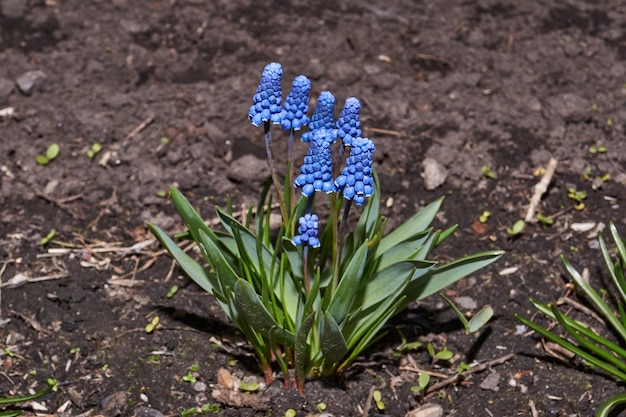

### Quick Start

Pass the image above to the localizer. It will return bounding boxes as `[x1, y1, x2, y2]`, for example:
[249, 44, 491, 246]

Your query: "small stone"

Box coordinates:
[1, 0, 25, 18]
[134, 406, 165, 417]
[227, 154, 269, 185]
[405, 403, 443, 417]
[546, 93, 589, 123]
[100, 391, 128, 416]
[0, 77, 15, 104]
[479, 372, 501, 391]
[421, 158, 448, 190]
[15, 70, 48, 95]
[454, 296, 477, 310]
[193, 381, 207, 392]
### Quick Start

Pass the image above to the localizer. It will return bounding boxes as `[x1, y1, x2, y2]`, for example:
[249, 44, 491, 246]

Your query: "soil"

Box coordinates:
[1, 0, 626, 416]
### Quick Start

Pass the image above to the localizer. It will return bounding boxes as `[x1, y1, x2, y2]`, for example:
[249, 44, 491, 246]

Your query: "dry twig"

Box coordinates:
[525, 157, 558, 222]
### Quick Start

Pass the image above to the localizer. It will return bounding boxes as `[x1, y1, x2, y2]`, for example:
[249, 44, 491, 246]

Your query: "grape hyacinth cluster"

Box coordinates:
[248, 62, 285, 127]
[292, 214, 321, 248]
[247, 62, 375, 249]
[294, 128, 335, 196]
[333, 97, 362, 148]
[281, 75, 311, 131]
[334, 137, 375, 206]
[302, 91, 336, 142]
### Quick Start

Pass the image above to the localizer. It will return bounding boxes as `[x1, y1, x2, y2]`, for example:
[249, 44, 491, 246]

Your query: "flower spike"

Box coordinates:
[333, 97, 362, 148]
[294, 128, 335, 196]
[293, 213, 321, 248]
[281, 75, 311, 131]
[302, 91, 336, 142]
[248, 62, 286, 127]
[334, 137, 375, 205]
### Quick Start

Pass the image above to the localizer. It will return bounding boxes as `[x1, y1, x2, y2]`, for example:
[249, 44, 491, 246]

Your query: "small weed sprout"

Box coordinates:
[36, 143, 60, 166]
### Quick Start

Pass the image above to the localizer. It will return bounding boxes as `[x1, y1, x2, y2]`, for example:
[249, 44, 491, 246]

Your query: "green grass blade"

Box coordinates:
[596, 392, 626, 417]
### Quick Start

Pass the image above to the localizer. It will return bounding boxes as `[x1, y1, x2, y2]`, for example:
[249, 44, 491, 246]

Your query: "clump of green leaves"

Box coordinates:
[516, 223, 626, 417]
[36, 143, 60, 166]
[567, 187, 587, 210]
[148, 65, 502, 393]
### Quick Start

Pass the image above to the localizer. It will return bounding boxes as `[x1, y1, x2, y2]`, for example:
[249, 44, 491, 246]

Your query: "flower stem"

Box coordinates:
[288, 128, 296, 215]
[333, 199, 351, 292]
[264, 121, 289, 222]
[303, 246, 310, 296]
[331, 193, 340, 293]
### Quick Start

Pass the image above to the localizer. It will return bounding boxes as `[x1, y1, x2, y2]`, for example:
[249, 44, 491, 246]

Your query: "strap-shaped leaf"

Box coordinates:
[405, 250, 503, 301]
[216, 207, 274, 274]
[354, 260, 435, 311]
[328, 241, 368, 324]
[198, 229, 240, 291]
[148, 223, 219, 296]
[320, 310, 348, 364]
[234, 278, 295, 346]
[295, 312, 315, 393]
[370, 230, 431, 273]
[170, 187, 212, 244]
[377, 198, 443, 254]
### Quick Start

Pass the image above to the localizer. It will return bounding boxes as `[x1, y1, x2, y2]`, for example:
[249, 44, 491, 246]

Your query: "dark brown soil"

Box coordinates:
[2, 0, 626, 416]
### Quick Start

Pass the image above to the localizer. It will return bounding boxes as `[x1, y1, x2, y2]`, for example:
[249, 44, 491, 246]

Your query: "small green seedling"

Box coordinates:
[160, 136, 170, 144]
[481, 165, 497, 179]
[182, 373, 197, 383]
[506, 219, 525, 236]
[373, 390, 385, 410]
[69, 347, 80, 355]
[589, 145, 607, 154]
[479, 210, 491, 223]
[316, 402, 327, 411]
[86, 142, 102, 159]
[240, 379, 259, 392]
[426, 343, 453, 362]
[156, 190, 168, 198]
[145, 316, 159, 333]
[536, 213, 554, 226]
[166, 285, 179, 298]
[567, 187, 586, 210]
[456, 361, 471, 373]
[36, 143, 60, 166]
[39, 229, 57, 245]
[284, 409, 297, 417]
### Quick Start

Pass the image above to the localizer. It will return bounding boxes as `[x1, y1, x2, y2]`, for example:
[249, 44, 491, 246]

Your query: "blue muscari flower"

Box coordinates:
[334, 136, 375, 205]
[294, 128, 334, 196]
[292, 213, 321, 248]
[332, 97, 362, 148]
[302, 91, 336, 142]
[248, 62, 286, 127]
[281, 75, 311, 131]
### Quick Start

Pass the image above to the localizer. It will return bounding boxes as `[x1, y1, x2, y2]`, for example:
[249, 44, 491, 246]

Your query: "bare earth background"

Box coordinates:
[2, 0, 626, 416]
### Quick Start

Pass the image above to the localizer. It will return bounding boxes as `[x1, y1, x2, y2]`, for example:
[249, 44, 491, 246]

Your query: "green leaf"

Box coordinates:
[405, 250, 503, 301]
[295, 312, 315, 392]
[36, 154, 48, 165]
[0, 382, 53, 405]
[468, 305, 494, 333]
[328, 241, 368, 324]
[170, 187, 212, 244]
[147, 223, 218, 295]
[377, 198, 443, 255]
[355, 260, 435, 311]
[320, 310, 348, 364]
[596, 393, 626, 417]
[46, 143, 60, 160]
[234, 279, 294, 346]
[197, 229, 240, 292]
